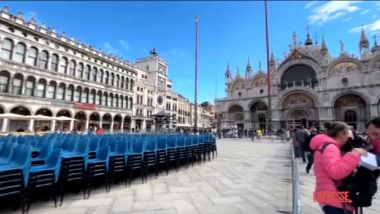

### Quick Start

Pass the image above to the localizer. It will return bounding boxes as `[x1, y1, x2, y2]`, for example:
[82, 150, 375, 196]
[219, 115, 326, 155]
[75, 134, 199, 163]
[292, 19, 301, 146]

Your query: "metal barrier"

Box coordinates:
[291, 141, 302, 214]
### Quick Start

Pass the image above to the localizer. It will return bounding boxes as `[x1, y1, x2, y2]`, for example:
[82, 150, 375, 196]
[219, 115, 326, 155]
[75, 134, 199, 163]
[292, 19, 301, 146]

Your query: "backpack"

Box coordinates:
[319, 143, 380, 208]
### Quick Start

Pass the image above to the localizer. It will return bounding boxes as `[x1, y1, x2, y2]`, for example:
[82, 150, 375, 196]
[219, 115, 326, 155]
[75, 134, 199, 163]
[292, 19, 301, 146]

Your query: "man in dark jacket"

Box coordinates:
[295, 125, 309, 163]
[305, 128, 317, 173]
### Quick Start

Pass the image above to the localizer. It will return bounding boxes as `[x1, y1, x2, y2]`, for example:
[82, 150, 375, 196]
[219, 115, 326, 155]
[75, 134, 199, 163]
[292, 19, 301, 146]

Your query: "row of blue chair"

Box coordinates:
[0, 133, 216, 213]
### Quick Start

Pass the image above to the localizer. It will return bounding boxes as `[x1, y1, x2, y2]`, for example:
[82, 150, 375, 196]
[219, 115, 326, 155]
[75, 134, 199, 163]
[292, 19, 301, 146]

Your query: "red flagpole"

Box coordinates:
[264, 0, 272, 132]
[194, 16, 198, 132]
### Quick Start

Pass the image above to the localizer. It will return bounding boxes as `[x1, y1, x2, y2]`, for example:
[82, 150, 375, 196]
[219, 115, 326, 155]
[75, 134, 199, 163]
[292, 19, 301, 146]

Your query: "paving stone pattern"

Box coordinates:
[12, 138, 293, 214]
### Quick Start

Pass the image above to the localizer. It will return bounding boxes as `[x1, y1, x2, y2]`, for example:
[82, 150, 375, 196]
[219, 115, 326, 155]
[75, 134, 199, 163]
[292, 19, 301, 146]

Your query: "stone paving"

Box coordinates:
[8, 138, 293, 214]
[299, 156, 380, 214]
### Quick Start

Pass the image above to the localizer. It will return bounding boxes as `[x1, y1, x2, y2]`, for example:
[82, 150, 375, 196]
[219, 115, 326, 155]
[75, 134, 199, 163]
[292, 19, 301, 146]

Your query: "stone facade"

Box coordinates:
[215, 31, 380, 132]
[0, 7, 193, 133]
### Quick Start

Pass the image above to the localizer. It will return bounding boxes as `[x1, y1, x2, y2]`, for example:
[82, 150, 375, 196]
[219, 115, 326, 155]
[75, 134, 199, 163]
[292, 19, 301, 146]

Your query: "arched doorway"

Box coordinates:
[74, 111, 87, 132]
[56, 109, 72, 132]
[334, 94, 367, 131]
[89, 112, 100, 130]
[102, 113, 112, 132]
[123, 115, 131, 132]
[281, 92, 316, 128]
[227, 104, 244, 129]
[35, 108, 53, 132]
[113, 114, 122, 132]
[249, 102, 267, 130]
[9, 106, 31, 132]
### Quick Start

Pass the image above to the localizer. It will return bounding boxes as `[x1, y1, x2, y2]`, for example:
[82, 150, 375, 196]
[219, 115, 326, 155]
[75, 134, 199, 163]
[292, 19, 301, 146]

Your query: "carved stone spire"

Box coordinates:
[359, 26, 369, 56]
[245, 58, 252, 79]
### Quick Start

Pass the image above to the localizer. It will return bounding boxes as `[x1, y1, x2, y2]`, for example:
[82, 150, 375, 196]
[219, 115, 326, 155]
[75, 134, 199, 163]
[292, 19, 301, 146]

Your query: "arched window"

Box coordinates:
[126, 78, 129, 90]
[89, 90, 96, 104]
[108, 93, 113, 107]
[50, 54, 59, 71]
[36, 79, 47, 98]
[90, 67, 96, 82]
[120, 96, 124, 108]
[0, 71, 10, 93]
[56, 83, 65, 100]
[68, 60, 76, 76]
[14, 43, 26, 63]
[25, 76, 35, 96]
[129, 97, 133, 109]
[46, 81, 56, 99]
[111, 73, 115, 86]
[12, 74, 23, 95]
[114, 95, 118, 107]
[74, 86, 82, 102]
[105, 71, 109, 84]
[77, 63, 84, 78]
[1, 38, 13, 60]
[38, 50, 48, 69]
[82, 88, 89, 103]
[66, 85, 74, 101]
[59, 57, 68, 74]
[116, 75, 120, 88]
[130, 79, 134, 91]
[125, 96, 128, 109]
[85, 65, 91, 80]
[26, 47, 38, 66]
[102, 92, 107, 106]
[99, 69, 104, 83]
[121, 76, 125, 89]
[96, 91, 101, 105]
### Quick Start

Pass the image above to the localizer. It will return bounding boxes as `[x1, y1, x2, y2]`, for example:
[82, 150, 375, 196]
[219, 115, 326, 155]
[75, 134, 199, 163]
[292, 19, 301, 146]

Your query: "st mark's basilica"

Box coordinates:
[215, 30, 380, 132]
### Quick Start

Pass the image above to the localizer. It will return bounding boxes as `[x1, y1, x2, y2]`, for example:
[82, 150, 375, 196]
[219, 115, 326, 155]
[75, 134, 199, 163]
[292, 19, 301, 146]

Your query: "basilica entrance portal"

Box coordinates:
[288, 109, 309, 128]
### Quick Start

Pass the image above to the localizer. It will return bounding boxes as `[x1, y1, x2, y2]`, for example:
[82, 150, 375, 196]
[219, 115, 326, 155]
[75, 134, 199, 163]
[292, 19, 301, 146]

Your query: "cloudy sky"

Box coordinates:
[3, 1, 380, 103]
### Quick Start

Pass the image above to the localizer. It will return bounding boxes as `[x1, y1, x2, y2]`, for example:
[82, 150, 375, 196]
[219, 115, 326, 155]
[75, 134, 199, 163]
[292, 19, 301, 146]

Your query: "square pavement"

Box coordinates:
[6, 138, 293, 214]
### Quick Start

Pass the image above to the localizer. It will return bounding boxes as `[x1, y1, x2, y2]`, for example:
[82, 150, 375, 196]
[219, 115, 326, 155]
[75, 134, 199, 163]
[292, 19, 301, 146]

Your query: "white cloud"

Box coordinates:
[308, 1, 361, 25]
[361, 9, 370, 15]
[103, 42, 121, 55]
[344, 17, 353, 22]
[119, 39, 130, 50]
[304, 1, 318, 9]
[350, 19, 380, 33]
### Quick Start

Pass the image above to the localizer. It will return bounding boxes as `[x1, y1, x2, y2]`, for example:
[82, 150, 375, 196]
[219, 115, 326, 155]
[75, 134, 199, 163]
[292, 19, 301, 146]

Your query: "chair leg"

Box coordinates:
[140, 161, 145, 184]
[53, 183, 58, 208]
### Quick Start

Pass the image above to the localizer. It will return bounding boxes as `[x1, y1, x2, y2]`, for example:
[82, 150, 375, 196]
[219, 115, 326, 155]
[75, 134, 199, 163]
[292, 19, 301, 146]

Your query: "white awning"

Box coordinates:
[0, 113, 29, 120]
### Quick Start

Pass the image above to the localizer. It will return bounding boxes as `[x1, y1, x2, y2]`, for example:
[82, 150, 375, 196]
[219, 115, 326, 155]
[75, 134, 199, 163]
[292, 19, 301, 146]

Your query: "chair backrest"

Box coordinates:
[89, 138, 99, 152]
[15, 145, 32, 186]
[191, 135, 198, 146]
[176, 135, 185, 147]
[9, 144, 26, 162]
[115, 141, 128, 154]
[156, 136, 167, 150]
[97, 146, 110, 171]
[45, 149, 62, 182]
[143, 136, 156, 152]
[184, 136, 192, 147]
[75, 138, 89, 155]
[108, 139, 117, 152]
[0, 141, 15, 159]
[166, 136, 176, 148]
[37, 142, 53, 160]
[129, 137, 143, 153]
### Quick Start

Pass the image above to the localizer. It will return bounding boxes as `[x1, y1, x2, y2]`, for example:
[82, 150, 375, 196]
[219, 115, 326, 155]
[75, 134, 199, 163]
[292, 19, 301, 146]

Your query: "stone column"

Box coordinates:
[28, 119, 35, 132]
[1, 119, 8, 132]
[50, 120, 56, 132]
[99, 119, 103, 129]
[120, 119, 124, 132]
[370, 104, 378, 117]
[7, 75, 14, 93]
[131, 119, 136, 132]
[85, 118, 89, 132]
[21, 78, 26, 95]
[141, 120, 146, 132]
[110, 120, 114, 133]
[69, 120, 74, 132]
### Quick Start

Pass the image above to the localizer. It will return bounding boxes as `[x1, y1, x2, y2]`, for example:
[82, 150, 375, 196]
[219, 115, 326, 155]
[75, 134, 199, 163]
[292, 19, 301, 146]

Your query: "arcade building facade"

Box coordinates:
[215, 30, 380, 132]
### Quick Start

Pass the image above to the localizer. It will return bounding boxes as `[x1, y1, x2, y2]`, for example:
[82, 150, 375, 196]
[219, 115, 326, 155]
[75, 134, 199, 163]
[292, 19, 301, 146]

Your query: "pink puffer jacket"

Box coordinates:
[310, 134, 360, 211]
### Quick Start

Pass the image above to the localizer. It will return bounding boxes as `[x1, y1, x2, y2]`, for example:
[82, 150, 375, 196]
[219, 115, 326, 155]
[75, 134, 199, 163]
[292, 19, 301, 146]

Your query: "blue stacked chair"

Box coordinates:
[142, 136, 156, 182]
[166, 135, 177, 173]
[88, 138, 100, 159]
[126, 136, 144, 186]
[86, 146, 110, 199]
[0, 141, 16, 165]
[184, 136, 193, 168]
[175, 135, 186, 171]
[0, 145, 31, 213]
[191, 135, 200, 166]
[197, 135, 206, 162]
[59, 137, 89, 206]
[109, 140, 128, 186]
[26, 149, 62, 212]
[204, 134, 217, 160]
[155, 135, 167, 177]
[31, 142, 53, 166]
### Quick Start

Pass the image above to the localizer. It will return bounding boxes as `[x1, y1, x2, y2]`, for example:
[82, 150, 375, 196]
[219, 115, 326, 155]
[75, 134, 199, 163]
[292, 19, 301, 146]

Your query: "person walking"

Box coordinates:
[96, 126, 104, 135]
[310, 122, 367, 214]
[256, 129, 262, 140]
[295, 125, 309, 163]
[305, 128, 317, 173]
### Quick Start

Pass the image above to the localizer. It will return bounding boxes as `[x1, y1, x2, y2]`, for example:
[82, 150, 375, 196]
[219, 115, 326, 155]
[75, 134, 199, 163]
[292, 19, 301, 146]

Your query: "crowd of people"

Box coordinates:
[216, 127, 266, 140]
[290, 118, 380, 214]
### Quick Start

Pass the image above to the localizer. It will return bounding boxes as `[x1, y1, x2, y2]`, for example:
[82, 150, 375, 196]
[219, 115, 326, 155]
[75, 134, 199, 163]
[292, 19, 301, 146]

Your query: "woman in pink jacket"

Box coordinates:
[310, 122, 367, 214]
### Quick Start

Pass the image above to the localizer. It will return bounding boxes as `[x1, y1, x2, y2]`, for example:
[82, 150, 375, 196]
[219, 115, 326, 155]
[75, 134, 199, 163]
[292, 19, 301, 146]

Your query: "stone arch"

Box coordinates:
[102, 113, 112, 131]
[327, 58, 364, 76]
[333, 93, 367, 130]
[227, 104, 245, 128]
[123, 115, 131, 131]
[89, 112, 100, 128]
[0, 70, 11, 93]
[114, 114, 122, 131]
[10, 105, 31, 115]
[35, 107, 53, 116]
[74, 111, 87, 131]
[249, 101, 268, 130]
[280, 64, 318, 90]
[276, 58, 322, 83]
[251, 74, 268, 88]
